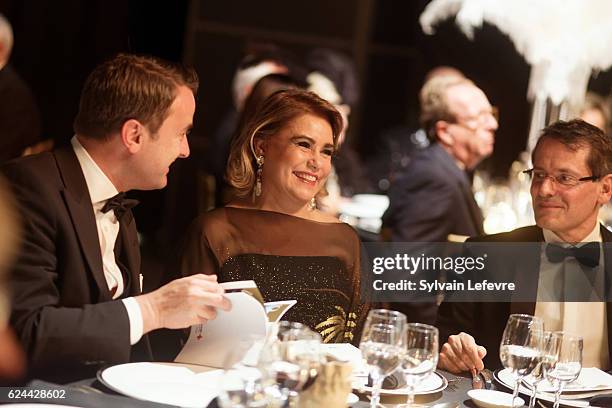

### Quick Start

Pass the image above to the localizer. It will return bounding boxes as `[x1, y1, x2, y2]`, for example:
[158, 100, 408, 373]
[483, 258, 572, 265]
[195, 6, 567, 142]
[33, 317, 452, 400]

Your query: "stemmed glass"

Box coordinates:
[360, 309, 407, 408]
[499, 314, 544, 406]
[527, 331, 562, 408]
[398, 323, 439, 407]
[218, 335, 270, 408]
[261, 321, 322, 408]
[545, 333, 583, 408]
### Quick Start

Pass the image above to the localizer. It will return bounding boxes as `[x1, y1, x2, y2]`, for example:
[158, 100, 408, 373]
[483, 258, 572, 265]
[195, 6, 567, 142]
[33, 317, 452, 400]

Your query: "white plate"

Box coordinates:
[352, 371, 447, 396]
[98, 362, 221, 408]
[338, 202, 385, 219]
[494, 369, 590, 407]
[468, 389, 524, 408]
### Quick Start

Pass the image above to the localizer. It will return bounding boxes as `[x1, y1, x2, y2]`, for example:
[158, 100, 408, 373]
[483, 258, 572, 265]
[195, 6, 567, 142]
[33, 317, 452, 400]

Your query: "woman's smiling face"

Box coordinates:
[255, 113, 334, 208]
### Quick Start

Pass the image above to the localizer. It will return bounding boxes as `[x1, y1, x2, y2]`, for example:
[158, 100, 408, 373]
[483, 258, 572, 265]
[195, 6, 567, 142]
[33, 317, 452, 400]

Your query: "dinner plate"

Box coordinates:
[493, 369, 590, 408]
[98, 362, 221, 408]
[352, 370, 447, 396]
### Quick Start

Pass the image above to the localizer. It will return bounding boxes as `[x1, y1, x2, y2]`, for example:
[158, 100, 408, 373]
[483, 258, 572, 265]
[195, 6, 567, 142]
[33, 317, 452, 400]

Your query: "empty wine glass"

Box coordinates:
[399, 323, 439, 407]
[545, 333, 583, 408]
[360, 309, 406, 408]
[527, 331, 562, 408]
[499, 314, 544, 406]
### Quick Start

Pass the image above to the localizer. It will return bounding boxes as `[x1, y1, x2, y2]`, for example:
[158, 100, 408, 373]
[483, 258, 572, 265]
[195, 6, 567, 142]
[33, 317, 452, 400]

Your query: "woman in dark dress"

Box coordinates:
[179, 89, 367, 343]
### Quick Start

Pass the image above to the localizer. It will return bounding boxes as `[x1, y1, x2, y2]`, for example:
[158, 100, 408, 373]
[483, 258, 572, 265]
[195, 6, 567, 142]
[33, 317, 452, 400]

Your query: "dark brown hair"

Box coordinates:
[226, 88, 342, 198]
[74, 53, 198, 139]
[534, 119, 612, 177]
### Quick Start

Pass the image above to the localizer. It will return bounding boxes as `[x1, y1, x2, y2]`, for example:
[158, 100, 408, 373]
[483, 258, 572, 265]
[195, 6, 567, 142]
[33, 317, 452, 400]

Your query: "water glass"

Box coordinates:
[499, 314, 544, 405]
[399, 323, 439, 407]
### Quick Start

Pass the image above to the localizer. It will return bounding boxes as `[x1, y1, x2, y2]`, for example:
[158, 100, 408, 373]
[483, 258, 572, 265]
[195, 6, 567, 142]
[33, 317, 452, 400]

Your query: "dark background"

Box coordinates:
[1, 0, 611, 235]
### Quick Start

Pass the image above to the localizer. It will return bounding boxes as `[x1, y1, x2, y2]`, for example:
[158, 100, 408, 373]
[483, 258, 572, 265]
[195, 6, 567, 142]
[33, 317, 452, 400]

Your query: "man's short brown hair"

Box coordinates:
[73, 53, 198, 140]
[534, 119, 612, 177]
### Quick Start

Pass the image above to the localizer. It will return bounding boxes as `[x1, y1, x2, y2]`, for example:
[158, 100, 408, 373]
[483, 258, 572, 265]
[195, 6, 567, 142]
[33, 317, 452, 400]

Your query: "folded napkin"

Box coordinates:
[322, 343, 368, 377]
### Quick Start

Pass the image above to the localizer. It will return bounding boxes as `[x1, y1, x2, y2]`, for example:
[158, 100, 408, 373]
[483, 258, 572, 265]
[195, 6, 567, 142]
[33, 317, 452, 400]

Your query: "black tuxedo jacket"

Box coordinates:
[437, 224, 612, 369]
[2, 146, 149, 383]
[382, 143, 484, 242]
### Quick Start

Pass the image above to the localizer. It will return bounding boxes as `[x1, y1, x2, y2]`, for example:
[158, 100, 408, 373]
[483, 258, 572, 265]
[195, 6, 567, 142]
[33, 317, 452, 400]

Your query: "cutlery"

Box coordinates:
[471, 368, 483, 389]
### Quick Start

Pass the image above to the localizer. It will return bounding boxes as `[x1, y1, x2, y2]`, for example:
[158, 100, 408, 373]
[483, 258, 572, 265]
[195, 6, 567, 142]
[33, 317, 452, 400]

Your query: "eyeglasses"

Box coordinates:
[451, 106, 499, 130]
[523, 168, 599, 188]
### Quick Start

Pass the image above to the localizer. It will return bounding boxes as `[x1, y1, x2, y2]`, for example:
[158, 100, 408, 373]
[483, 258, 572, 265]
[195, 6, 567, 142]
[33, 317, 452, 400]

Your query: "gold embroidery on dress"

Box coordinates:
[315, 306, 358, 343]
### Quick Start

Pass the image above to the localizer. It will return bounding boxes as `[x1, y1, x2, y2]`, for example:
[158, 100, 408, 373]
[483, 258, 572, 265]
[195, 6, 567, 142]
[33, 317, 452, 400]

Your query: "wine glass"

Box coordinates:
[545, 333, 582, 408]
[218, 335, 270, 408]
[499, 314, 544, 406]
[262, 321, 322, 407]
[365, 309, 407, 329]
[359, 309, 406, 407]
[399, 323, 439, 407]
[527, 331, 562, 408]
[360, 309, 406, 408]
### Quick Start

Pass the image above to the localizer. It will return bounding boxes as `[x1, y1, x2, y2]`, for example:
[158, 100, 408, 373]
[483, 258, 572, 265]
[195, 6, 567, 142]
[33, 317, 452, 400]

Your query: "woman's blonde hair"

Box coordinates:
[226, 89, 343, 198]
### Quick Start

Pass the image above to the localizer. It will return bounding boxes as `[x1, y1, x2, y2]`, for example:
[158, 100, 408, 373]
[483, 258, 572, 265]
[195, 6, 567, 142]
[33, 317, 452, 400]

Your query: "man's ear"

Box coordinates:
[252, 135, 267, 157]
[120, 119, 145, 154]
[435, 121, 454, 146]
[597, 173, 612, 205]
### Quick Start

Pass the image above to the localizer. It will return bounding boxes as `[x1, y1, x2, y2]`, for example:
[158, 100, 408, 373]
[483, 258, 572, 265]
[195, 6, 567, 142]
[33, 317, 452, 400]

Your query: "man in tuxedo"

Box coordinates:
[2, 54, 231, 382]
[437, 119, 612, 372]
[382, 75, 497, 243]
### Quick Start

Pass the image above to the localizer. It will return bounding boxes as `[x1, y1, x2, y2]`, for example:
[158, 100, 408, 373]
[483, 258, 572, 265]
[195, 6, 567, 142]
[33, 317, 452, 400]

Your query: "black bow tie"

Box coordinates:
[101, 193, 139, 219]
[545, 242, 601, 268]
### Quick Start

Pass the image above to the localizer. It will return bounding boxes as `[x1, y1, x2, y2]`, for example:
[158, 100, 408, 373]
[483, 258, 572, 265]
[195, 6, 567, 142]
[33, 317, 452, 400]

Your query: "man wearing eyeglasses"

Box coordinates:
[382, 75, 497, 243]
[437, 119, 612, 373]
[380, 76, 497, 324]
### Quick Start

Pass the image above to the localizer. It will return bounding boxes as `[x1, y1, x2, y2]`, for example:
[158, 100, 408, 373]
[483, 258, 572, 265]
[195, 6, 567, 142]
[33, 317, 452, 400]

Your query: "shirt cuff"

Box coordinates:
[122, 297, 144, 345]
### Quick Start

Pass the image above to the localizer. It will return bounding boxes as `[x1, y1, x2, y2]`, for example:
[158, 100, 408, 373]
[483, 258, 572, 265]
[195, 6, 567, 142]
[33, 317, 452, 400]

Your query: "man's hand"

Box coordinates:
[136, 274, 231, 334]
[438, 332, 486, 373]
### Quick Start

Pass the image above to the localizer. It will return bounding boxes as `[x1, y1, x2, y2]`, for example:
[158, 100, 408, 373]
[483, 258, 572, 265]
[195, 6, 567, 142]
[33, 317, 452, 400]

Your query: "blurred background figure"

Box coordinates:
[0, 14, 50, 163]
[382, 75, 497, 243]
[579, 91, 610, 134]
[208, 43, 308, 205]
[306, 48, 373, 215]
[0, 175, 24, 385]
[380, 75, 498, 325]
[368, 66, 465, 193]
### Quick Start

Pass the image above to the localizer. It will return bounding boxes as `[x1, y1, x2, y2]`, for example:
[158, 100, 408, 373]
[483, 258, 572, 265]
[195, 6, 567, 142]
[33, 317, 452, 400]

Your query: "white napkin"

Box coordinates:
[322, 344, 368, 377]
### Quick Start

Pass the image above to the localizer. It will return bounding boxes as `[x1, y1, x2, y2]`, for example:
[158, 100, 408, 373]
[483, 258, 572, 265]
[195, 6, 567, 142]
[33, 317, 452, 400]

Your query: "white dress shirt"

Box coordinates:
[535, 222, 608, 369]
[71, 136, 143, 345]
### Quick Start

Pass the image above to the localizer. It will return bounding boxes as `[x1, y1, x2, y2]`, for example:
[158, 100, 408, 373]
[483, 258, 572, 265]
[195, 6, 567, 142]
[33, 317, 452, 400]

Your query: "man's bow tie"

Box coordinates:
[545, 242, 601, 268]
[101, 193, 139, 219]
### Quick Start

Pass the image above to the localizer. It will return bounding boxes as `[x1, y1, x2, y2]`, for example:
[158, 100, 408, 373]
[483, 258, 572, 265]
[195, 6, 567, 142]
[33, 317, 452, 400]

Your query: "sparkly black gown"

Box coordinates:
[179, 207, 367, 343]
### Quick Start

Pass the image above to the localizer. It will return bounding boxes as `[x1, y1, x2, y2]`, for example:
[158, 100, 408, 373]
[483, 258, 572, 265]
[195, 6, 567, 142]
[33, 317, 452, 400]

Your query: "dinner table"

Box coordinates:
[3, 369, 481, 408]
[5, 365, 611, 407]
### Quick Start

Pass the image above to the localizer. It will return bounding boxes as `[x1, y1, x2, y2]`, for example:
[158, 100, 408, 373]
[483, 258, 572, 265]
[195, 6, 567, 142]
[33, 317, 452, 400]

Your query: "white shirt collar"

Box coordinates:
[71, 136, 119, 205]
[543, 222, 603, 244]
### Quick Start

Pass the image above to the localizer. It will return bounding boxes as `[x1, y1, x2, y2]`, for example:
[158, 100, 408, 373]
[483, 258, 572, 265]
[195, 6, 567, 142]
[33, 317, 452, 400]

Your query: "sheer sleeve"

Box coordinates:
[178, 216, 220, 278]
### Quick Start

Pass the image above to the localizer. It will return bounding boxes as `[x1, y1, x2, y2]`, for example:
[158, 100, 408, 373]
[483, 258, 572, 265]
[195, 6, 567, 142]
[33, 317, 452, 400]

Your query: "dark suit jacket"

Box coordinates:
[382, 143, 484, 242]
[381, 144, 484, 324]
[2, 146, 149, 383]
[0, 64, 42, 162]
[437, 224, 612, 369]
